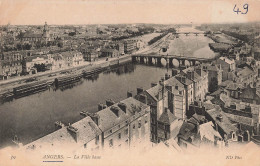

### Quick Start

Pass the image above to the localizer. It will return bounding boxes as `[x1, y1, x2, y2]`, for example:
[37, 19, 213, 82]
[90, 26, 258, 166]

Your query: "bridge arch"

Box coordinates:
[184, 60, 191, 67]
[172, 58, 180, 68]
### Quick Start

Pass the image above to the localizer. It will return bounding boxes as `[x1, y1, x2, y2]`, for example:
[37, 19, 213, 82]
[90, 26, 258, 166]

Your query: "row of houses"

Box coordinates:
[0, 50, 84, 79]
[24, 97, 151, 152]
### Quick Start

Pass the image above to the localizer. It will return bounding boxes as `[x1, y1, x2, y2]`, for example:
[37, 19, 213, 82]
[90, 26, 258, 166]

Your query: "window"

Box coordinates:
[109, 129, 112, 133]
[109, 139, 113, 147]
[125, 128, 128, 135]
[118, 133, 121, 139]
[133, 124, 135, 129]
[145, 116, 148, 124]
[84, 143, 87, 149]
[138, 120, 141, 128]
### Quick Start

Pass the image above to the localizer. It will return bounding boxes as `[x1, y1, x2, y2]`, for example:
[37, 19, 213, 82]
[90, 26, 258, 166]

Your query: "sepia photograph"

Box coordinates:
[0, 0, 260, 165]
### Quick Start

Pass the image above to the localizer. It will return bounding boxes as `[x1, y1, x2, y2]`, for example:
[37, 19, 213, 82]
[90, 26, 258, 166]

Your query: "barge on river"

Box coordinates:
[54, 74, 82, 88]
[13, 81, 50, 98]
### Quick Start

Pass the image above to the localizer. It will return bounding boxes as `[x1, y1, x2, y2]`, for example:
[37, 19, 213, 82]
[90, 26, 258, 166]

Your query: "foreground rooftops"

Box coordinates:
[95, 97, 149, 132]
[25, 116, 101, 150]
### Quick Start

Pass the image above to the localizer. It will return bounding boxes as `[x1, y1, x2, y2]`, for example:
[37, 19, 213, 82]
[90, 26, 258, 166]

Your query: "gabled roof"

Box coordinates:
[236, 66, 254, 77]
[178, 121, 197, 140]
[96, 97, 148, 132]
[24, 116, 101, 151]
[225, 82, 244, 91]
[158, 109, 177, 125]
[206, 108, 238, 135]
[164, 77, 185, 92]
[199, 121, 222, 142]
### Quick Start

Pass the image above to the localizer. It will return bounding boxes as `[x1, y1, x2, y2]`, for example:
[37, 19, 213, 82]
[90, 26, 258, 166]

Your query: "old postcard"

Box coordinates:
[0, 0, 260, 165]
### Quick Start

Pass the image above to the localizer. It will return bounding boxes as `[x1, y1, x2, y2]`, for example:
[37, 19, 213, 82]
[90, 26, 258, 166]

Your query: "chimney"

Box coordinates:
[110, 106, 120, 117]
[217, 114, 223, 122]
[67, 125, 79, 142]
[139, 94, 148, 104]
[172, 69, 178, 77]
[137, 87, 144, 95]
[161, 77, 165, 83]
[127, 91, 133, 98]
[98, 103, 103, 111]
[195, 68, 202, 76]
[165, 73, 170, 80]
[151, 82, 157, 87]
[106, 99, 115, 107]
[87, 113, 100, 126]
[118, 102, 127, 113]
[187, 71, 194, 80]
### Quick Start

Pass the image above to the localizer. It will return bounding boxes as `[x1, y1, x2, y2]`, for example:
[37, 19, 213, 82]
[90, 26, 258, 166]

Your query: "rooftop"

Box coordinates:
[206, 108, 238, 135]
[158, 109, 177, 125]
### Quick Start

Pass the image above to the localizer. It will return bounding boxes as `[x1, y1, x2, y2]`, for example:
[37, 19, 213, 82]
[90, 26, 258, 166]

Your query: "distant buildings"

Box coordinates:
[0, 51, 23, 80]
[22, 51, 83, 74]
[124, 39, 138, 54]
[21, 22, 54, 44]
[100, 48, 120, 58]
[60, 51, 83, 67]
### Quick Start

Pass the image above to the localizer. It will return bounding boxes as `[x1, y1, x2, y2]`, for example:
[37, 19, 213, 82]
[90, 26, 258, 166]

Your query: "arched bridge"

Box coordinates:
[132, 54, 219, 67]
[173, 32, 221, 36]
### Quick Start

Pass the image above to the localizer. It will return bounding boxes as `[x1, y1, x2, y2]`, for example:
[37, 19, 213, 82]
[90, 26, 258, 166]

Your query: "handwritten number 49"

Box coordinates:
[233, 4, 249, 14]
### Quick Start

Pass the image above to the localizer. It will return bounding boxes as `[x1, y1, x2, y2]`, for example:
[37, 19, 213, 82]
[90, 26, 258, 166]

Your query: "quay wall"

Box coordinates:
[0, 55, 132, 102]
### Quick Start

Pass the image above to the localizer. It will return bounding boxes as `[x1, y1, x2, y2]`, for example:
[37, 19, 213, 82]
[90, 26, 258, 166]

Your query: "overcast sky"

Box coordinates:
[0, 0, 259, 25]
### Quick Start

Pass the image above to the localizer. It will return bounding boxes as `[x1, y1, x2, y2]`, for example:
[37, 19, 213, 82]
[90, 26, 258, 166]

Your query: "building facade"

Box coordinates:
[0, 51, 23, 80]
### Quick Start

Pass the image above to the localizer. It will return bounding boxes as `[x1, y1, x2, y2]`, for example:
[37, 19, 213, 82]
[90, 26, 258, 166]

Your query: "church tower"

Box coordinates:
[42, 22, 50, 43]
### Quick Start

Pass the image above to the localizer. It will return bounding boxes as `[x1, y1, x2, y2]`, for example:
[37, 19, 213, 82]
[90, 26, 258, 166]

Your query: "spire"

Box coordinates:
[43, 21, 48, 32]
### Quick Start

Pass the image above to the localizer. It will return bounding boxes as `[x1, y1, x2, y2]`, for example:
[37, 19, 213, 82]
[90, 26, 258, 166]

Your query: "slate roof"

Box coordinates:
[219, 80, 234, 88]
[236, 66, 254, 78]
[206, 108, 238, 135]
[199, 121, 222, 142]
[96, 97, 148, 132]
[178, 121, 197, 140]
[225, 82, 244, 91]
[24, 116, 101, 150]
[158, 109, 177, 125]
[164, 77, 185, 92]
[224, 113, 254, 126]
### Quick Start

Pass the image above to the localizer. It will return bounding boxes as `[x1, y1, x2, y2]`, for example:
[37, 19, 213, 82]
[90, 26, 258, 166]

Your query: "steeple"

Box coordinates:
[43, 21, 48, 32]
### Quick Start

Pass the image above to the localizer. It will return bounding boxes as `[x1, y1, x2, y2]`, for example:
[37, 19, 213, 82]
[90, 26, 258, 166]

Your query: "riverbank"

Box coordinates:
[0, 55, 132, 94]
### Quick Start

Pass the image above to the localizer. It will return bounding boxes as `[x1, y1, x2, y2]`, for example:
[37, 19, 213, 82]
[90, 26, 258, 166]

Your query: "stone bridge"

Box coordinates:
[173, 32, 221, 36]
[132, 54, 218, 67]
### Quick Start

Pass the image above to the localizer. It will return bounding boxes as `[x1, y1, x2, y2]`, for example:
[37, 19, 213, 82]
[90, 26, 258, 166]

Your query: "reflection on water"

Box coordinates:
[0, 63, 168, 148]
